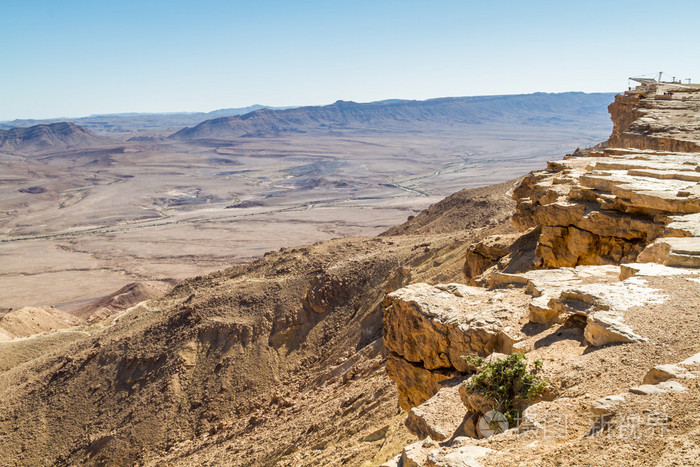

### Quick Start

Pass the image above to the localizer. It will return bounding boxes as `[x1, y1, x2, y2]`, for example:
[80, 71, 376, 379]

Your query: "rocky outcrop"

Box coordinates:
[608, 86, 700, 153]
[463, 228, 539, 284]
[489, 265, 659, 345]
[643, 363, 696, 384]
[383, 283, 527, 408]
[509, 84, 700, 270]
[383, 83, 700, 465]
[383, 264, 665, 409]
[512, 147, 700, 268]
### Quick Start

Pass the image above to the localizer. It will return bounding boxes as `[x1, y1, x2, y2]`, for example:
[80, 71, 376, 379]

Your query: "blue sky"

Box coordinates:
[1, 0, 699, 120]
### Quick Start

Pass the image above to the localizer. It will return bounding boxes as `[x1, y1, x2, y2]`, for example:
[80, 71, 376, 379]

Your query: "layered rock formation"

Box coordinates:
[512, 147, 700, 268]
[608, 83, 700, 152]
[383, 283, 527, 408]
[382, 81, 700, 464]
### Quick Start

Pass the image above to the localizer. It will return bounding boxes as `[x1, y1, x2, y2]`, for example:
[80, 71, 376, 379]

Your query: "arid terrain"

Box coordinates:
[4, 85, 699, 466]
[0, 93, 612, 311]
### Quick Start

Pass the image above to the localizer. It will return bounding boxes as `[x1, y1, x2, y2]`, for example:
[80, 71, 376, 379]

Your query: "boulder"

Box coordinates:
[405, 385, 465, 441]
[584, 311, 647, 346]
[679, 352, 700, 367]
[643, 364, 696, 384]
[629, 381, 687, 395]
[400, 437, 495, 467]
[590, 393, 627, 417]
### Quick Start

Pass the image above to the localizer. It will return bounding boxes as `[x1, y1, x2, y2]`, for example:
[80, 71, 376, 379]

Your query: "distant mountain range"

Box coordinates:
[170, 92, 616, 140]
[0, 92, 617, 152]
[0, 105, 286, 135]
[0, 122, 107, 154]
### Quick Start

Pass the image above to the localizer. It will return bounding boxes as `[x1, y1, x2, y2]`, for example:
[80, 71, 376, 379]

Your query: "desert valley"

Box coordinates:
[0, 93, 612, 311]
[1, 78, 700, 466]
[3, 2, 700, 464]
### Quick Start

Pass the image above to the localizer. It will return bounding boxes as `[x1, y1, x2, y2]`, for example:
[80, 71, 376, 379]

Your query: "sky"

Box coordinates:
[1, 0, 699, 121]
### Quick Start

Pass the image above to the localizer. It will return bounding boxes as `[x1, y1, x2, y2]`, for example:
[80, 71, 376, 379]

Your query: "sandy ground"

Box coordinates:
[0, 122, 609, 310]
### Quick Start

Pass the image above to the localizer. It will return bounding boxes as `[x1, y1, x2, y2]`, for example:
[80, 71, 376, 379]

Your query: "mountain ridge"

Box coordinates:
[0, 105, 287, 136]
[0, 122, 108, 154]
[170, 92, 616, 140]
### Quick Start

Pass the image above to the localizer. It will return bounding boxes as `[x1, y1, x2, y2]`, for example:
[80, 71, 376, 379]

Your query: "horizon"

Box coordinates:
[0, 90, 618, 124]
[1, 0, 699, 121]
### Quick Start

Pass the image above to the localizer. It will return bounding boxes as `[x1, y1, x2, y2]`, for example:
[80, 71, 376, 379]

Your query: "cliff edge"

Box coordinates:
[382, 82, 700, 466]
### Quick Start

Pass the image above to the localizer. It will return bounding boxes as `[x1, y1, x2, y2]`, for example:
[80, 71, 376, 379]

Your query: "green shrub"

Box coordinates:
[462, 353, 548, 427]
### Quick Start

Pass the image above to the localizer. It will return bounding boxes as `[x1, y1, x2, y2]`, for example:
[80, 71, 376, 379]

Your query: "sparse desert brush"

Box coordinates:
[462, 353, 548, 427]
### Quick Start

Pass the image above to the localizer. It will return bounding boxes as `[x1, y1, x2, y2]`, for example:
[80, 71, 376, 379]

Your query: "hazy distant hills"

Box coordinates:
[170, 92, 616, 140]
[0, 92, 616, 150]
[0, 122, 107, 154]
[0, 105, 283, 136]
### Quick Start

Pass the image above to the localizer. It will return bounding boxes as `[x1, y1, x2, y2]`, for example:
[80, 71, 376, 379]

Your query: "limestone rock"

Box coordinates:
[643, 364, 696, 384]
[620, 262, 700, 280]
[679, 352, 700, 367]
[512, 139, 700, 268]
[638, 237, 700, 267]
[405, 385, 465, 441]
[590, 393, 627, 416]
[608, 89, 700, 152]
[401, 437, 495, 467]
[386, 355, 455, 410]
[383, 283, 525, 373]
[383, 283, 528, 408]
[584, 311, 648, 346]
[630, 381, 687, 395]
[464, 234, 517, 282]
[465, 228, 540, 285]
[400, 438, 439, 467]
[488, 266, 655, 345]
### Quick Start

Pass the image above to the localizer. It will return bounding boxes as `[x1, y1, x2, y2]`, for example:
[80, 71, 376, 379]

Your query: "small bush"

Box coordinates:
[462, 353, 548, 427]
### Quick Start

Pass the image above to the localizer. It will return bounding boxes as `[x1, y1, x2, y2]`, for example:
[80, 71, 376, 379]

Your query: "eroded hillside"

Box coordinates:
[0, 175, 518, 465]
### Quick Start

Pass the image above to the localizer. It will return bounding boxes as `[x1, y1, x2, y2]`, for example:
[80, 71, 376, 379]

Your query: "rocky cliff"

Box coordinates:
[381, 83, 700, 465]
[608, 84, 700, 152]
